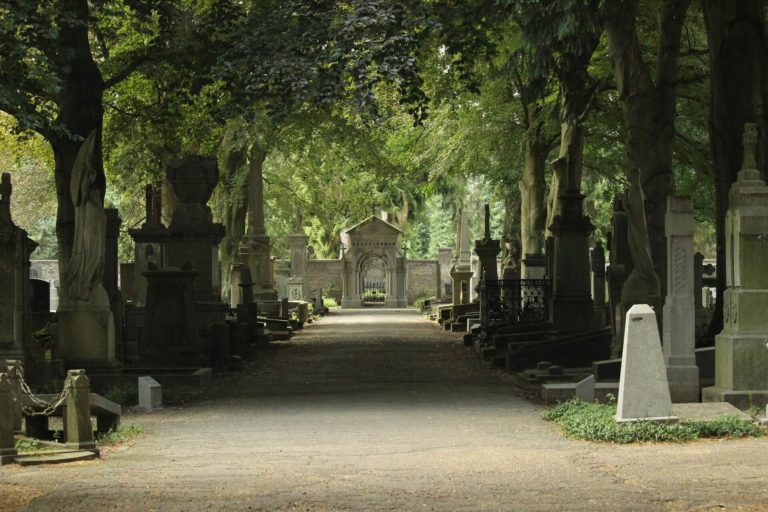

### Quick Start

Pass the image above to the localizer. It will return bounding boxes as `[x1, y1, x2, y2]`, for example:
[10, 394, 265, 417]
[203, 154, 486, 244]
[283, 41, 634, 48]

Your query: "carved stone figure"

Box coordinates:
[620, 168, 660, 306]
[64, 131, 106, 301]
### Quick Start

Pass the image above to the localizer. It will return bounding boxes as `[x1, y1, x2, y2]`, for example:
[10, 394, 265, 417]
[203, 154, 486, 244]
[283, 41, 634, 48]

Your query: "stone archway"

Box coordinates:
[340, 216, 407, 308]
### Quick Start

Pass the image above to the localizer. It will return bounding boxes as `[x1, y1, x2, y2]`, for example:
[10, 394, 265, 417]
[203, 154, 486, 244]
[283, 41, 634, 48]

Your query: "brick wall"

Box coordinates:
[406, 260, 439, 304]
[306, 260, 344, 302]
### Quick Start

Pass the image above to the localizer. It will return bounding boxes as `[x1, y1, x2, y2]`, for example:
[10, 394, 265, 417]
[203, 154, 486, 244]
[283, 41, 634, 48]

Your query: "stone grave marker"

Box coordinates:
[138, 376, 162, 410]
[616, 304, 677, 422]
[575, 375, 596, 402]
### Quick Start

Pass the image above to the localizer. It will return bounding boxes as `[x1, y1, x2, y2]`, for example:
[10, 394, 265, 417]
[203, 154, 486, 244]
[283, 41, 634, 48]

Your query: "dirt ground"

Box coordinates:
[2, 309, 768, 511]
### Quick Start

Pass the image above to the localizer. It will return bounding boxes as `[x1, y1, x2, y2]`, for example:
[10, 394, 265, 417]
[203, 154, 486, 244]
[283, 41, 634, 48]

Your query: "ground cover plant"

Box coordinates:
[96, 424, 143, 446]
[543, 398, 763, 443]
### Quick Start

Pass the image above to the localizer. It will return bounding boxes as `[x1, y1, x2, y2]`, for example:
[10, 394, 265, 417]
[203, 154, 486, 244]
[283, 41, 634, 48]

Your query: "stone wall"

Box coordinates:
[406, 260, 439, 303]
[306, 260, 345, 302]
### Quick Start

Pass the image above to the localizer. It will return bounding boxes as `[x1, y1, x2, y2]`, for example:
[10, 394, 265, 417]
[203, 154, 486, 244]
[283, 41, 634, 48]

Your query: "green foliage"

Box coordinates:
[103, 384, 139, 407]
[15, 438, 57, 454]
[323, 297, 339, 308]
[543, 399, 762, 443]
[96, 424, 143, 446]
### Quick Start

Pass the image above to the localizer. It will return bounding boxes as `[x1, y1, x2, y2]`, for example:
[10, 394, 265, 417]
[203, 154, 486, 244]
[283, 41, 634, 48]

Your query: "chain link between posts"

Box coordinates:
[7, 365, 73, 417]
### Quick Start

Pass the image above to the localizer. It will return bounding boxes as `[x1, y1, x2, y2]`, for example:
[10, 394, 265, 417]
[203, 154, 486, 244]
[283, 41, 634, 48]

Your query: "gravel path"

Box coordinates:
[2, 308, 768, 511]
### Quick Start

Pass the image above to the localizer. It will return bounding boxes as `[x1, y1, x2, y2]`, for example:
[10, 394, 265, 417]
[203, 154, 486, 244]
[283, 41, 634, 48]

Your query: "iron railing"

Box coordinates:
[479, 279, 552, 336]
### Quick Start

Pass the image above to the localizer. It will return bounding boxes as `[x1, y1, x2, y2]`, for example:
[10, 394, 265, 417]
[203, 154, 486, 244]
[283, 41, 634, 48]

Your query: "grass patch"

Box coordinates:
[96, 424, 143, 446]
[543, 398, 763, 443]
[15, 439, 58, 454]
[323, 297, 338, 308]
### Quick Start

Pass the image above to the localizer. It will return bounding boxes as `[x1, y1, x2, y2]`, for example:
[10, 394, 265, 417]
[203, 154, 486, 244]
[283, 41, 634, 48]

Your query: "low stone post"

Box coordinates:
[6, 360, 23, 431]
[0, 373, 18, 464]
[65, 369, 95, 451]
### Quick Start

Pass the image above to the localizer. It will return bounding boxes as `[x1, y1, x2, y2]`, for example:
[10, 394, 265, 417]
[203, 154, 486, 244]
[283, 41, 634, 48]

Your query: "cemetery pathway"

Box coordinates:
[3, 308, 768, 511]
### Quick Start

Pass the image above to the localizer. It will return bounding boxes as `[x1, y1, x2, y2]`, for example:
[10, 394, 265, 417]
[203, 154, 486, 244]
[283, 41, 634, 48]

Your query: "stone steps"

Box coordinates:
[14, 449, 99, 466]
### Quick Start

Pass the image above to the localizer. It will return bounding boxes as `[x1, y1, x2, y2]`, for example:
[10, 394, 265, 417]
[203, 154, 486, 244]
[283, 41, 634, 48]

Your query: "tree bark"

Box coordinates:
[604, 0, 692, 298]
[52, 0, 106, 295]
[702, 0, 768, 336]
[520, 127, 548, 257]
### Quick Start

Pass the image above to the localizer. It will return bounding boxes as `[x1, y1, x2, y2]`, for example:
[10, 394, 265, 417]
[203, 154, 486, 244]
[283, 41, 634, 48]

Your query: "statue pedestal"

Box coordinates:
[57, 284, 117, 370]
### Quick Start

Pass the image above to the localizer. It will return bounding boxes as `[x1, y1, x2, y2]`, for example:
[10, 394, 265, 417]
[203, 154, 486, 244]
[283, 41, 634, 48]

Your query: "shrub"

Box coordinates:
[103, 383, 139, 406]
[96, 424, 143, 445]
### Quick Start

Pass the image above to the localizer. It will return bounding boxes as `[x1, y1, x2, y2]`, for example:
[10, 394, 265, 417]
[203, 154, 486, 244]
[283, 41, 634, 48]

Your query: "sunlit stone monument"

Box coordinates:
[703, 123, 768, 409]
[450, 208, 473, 306]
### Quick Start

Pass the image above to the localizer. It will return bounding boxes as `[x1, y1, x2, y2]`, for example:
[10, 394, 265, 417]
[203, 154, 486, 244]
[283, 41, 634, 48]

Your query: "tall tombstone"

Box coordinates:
[286, 213, 309, 300]
[548, 160, 594, 331]
[474, 203, 501, 319]
[164, 157, 225, 303]
[437, 247, 453, 299]
[0, 173, 38, 367]
[662, 196, 699, 403]
[607, 196, 633, 357]
[590, 241, 607, 328]
[450, 208, 473, 305]
[239, 156, 278, 303]
[128, 184, 167, 307]
[703, 123, 768, 409]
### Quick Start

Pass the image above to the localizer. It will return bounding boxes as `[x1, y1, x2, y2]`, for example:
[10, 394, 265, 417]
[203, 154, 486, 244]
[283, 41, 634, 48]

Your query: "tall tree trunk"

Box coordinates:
[520, 128, 548, 257]
[702, 0, 768, 336]
[52, 0, 105, 294]
[604, 0, 692, 298]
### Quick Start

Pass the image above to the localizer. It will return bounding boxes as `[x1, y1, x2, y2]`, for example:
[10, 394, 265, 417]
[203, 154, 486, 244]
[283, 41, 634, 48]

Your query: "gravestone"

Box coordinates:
[138, 376, 162, 410]
[575, 375, 596, 402]
[590, 242, 607, 328]
[0, 173, 39, 368]
[662, 196, 699, 403]
[140, 266, 204, 367]
[616, 305, 676, 422]
[607, 196, 633, 357]
[548, 160, 594, 331]
[128, 184, 167, 307]
[437, 248, 453, 299]
[286, 213, 309, 300]
[703, 124, 768, 409]
[165, 157, 225, 303]
[450, 208, 473, 306]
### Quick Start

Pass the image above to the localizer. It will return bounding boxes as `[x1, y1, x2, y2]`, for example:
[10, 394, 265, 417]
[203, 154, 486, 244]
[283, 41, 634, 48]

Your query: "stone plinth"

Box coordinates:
[138, 376, 162, 410]
[165, 157, 225, 303]
[140, 268, 204, 367]
[662, 196, 699, 403]
[704, 124, 768, 409]
[240, 233, 278, 302]
[617, 305, 676, 422]
[57, 284, 117, 370]
[450, 269, 473, 306]
[549, 188, 595, 332]
[521, 253, 546, 279]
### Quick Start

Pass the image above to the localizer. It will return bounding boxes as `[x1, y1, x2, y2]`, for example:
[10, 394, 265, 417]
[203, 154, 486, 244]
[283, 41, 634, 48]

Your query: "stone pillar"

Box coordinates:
[103, 209, 121, 296]
[6, 360, 23, 432]
[693, 252, 704, 310]
[286, 230, 309, 300]
[165, 157, 225, 303]
[704, 123, 768, 409]
[607, 196, 632, 357]
[548, 171, 594, 332]
[437, 248, 453, 299]
[0, 373, 18, 465]
[0, 173, 38, 367]
[128, 184, 168, 307]
[239, 156, 277, 302]
[65, 369, 96, 451]
[451, 208, 473, 305]
[662, 196, 699, 403]
[469, 255, 480, 301]
[140, 267, 204, 367]
[591, 242, 607, 328]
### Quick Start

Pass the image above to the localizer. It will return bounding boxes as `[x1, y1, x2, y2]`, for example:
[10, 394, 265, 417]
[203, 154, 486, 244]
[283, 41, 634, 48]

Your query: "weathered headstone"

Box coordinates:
[616, 305, 676, 422]
[591, 242, 607, 328]
[548, 159, 594, 331]
[703, 123, 768, 409]
[575, 374, 596, 403]
[138, 376, 162, 410]
[140, 266, 204, 367]
[662, 196, 699, 403]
